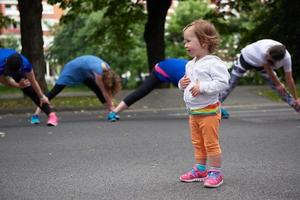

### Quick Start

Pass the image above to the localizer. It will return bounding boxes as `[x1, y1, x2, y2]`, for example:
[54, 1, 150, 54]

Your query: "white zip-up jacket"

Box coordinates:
[178, 55, 230, 109]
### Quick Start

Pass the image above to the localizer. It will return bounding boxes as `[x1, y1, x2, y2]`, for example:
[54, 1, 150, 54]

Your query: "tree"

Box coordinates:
[46, 1, 149, 88]
[241, 0, 300, 81]
[0, 13, 15, 29]
[18, 0, 48, 91]
[47, 9, 147, 88]
[165, 0, 212, 59]
[0, 36, 20, 50]
[144, 0, 172, 71]
[0, 13, 18, 49]
[217, 0, 300, 82]
[165, 0, 240, 61]
[49, 0, 173, 73]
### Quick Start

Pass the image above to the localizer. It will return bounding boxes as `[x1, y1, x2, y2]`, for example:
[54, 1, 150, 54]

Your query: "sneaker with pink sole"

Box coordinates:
[47, 113, 58, 126]
[179, 165, 207, 182]
[204, 169, 223, 188]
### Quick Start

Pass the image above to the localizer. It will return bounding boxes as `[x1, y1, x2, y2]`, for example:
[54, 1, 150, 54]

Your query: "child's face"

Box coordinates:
[183, 26, 208, 59]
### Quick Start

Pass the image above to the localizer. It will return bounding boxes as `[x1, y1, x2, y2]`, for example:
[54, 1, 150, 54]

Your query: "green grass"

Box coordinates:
[0, 85, 20, 94]
[0, 96, 105, 112]
[0, 84, 105, 111]
[0, 84, 90, 94]
[256, 87, 300, 102]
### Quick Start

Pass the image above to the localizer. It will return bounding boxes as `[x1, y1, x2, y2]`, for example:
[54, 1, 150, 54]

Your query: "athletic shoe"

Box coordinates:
[204, 169, 224, 188]
[179, 165, 207, 182]
[47, 113, 58, 126]
[221, 107, 230, 119]
[106, 111, 119, 122]
[30, 115, 40, 124]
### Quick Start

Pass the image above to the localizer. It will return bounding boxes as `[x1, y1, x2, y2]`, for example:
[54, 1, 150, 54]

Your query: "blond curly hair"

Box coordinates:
[102, 69, 122, 97]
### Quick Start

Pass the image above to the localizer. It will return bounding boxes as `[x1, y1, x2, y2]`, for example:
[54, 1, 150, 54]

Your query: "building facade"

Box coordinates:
[0, 0, 64, 83]
[0, 0, 64, 48]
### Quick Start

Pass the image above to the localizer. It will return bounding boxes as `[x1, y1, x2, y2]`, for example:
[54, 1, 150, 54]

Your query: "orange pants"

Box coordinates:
[189, 113, 222, 163]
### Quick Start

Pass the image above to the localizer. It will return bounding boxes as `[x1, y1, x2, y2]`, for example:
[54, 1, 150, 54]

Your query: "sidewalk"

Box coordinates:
[117, 85, 286, 113]
[0, 85, 283, 114]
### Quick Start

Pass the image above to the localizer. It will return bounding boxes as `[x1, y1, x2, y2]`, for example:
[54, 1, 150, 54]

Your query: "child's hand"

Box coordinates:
[180, 75, 191, 89]
[189, 80, 200, 97]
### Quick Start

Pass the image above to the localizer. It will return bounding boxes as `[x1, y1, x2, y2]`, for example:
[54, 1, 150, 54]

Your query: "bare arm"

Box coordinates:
[284, 72, 298, 99]
[0, 75, 20, 88]
[263, 64, 282, 87]
[263, 64, 286, 95]
[0, 75, 30, 88]
[94, 74, 114, 111]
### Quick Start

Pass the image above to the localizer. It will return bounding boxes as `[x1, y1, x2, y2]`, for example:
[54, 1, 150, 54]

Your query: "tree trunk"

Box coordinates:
[144, 0, 172, 72]
[18, 0, 48, 92]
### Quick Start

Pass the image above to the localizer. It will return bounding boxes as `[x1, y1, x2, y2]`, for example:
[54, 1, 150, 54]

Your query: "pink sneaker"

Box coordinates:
[179, 165, 207, 182]
[47, 112, 58, 126]
[204, 169, 223, 188]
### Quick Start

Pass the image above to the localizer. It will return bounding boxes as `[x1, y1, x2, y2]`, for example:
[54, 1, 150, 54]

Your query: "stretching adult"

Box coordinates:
[31, 55, 121, 124]
[0, 48, 58, 126]
[219, 39, 300, 118]
[107, 58, 188, 121]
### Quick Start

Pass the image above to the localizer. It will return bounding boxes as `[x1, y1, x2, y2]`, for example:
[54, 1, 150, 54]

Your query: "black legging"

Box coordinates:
[123, 71, 161, 107]
[9, 72, 52, 115]
[46, 77, 106, 104]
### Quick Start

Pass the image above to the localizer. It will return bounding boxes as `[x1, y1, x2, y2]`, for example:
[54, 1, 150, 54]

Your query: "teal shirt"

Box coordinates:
[56, 55, 110, 85]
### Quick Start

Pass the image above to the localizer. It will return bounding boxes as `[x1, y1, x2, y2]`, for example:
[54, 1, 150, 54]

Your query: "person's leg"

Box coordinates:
[46, 84, 66, 100]
[219, 66, 244, 102]
[180, 115, 208, 182]
[22, 86, 58, 126]
[259, 70, 300, 112]
[219, 70, 243, 119]
[22, 86, 52, 115]
[31, 84, 65, 123]
[105, 72, 161, 122]
[9, 72, 58, 126]
[33, 84, 66, 114]
[113, 101, 128, 114]
[219, 59, 247, 119]
[201, 113, 224, 188]
[202, 114, 222, 168]
[82, 78, 118, 120]
[122, 72, 161, 109]
[83, 77, 106, 104]
[10, 73, 43, 124]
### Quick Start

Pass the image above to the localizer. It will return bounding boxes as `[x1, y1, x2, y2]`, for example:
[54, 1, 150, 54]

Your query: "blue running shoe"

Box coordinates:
[106, 111, 119, 122]
[221, 107, 230, 119]
[31, 115, 40, 124]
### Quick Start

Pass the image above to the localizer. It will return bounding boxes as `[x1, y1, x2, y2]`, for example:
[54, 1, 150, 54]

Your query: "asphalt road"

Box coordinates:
[0, 105, 299, 200]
